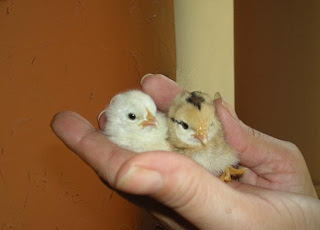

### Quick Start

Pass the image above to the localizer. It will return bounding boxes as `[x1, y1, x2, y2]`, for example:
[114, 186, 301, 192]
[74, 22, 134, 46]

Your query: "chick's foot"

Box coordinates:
[220, 167, 246, 182]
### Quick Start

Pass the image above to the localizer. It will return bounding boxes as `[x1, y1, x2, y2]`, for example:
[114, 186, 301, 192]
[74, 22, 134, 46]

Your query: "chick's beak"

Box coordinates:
[193, 127, 208, 145]
[139, 109, 158, 128]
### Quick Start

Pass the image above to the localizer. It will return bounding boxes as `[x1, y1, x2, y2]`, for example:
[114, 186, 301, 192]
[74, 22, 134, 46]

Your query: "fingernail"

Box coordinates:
[97, 109, 106, 122]
[214, 92, 227, 108]
[214, 92, 221, 100]
[156, 74, 175, 82]
[214, 92, 228, 108]
[116, 166, 163, 194]
[97, 109, 107, 131]
[140, 73, 154, 84]
[214, 92, 239, 121]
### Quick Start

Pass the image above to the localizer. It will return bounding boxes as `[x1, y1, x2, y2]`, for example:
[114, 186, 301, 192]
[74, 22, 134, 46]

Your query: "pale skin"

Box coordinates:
[51, 74, 320, 230]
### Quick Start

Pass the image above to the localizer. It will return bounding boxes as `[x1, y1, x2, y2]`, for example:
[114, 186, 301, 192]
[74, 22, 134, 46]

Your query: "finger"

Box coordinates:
[213, 96, 319, 196]
[97, 110, 107, 131]
[238, 167, 259, 185]
[140, 74, 184, 112]
[113, 151, 262, 229]
[51, 111, 135, 186]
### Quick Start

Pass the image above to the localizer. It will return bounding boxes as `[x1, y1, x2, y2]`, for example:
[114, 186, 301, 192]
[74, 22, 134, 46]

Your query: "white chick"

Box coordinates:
[167, 91, 245, 181]
[99, 90, 170, 152]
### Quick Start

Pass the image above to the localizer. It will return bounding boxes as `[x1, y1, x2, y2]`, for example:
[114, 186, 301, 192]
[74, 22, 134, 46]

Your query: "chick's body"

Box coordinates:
[167, 91, 244, 180]
[101, 90, 170, 152]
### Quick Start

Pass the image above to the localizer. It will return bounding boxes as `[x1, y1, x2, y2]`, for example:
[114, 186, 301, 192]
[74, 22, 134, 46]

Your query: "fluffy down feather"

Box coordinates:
[100, 90, 170, 152]
[167, 91, 240, 177]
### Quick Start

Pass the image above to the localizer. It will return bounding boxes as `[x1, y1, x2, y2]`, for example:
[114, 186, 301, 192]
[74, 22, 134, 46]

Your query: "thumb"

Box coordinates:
[213, 95, 317, 198]
[214, 94, 302, 168]
[114, 152, 253, 229]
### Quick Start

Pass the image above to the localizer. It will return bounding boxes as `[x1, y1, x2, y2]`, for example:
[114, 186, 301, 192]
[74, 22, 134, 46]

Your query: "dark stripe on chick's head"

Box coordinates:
[186, 91, 205, 110]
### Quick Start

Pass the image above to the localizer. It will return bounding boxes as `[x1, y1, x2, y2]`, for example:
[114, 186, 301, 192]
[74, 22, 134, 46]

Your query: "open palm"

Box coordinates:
[52, 74, 319, 229]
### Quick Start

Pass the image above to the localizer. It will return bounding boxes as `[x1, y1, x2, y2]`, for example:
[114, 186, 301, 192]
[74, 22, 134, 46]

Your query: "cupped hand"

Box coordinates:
[51, 74, 319, 230]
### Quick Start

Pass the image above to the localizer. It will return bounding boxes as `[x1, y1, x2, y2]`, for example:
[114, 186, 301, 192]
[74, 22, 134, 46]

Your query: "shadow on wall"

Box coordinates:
[234, 0, 320, 195]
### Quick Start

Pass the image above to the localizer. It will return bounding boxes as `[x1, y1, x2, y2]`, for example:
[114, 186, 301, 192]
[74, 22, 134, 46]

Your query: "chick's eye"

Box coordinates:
[128, 113, 136, 120]
[171, 118, 189, 130]
[180, 121, 189, 130]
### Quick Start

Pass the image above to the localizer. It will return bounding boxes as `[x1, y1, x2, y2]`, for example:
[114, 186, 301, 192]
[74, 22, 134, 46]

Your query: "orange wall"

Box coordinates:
[0, 0, 175, 229]
[234, 1, 320, 196]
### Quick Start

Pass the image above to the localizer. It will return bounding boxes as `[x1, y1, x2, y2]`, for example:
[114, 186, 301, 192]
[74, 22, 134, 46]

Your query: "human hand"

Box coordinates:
[209, 91, 318, 199]
[51, 74, 320, 229]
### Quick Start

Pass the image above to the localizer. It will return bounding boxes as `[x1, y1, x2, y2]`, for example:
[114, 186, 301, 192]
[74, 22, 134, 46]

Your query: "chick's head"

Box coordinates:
[168, 91, 221, 149]
[105, 90, 158, 134]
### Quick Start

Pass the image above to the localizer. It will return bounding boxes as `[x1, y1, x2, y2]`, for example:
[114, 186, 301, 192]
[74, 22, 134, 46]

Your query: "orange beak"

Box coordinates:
[193, 126, 208, 145]
[139, 109, 158, 128]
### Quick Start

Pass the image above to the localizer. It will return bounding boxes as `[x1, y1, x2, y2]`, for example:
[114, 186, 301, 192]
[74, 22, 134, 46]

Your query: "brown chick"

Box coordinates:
[167, 91, 245, 182]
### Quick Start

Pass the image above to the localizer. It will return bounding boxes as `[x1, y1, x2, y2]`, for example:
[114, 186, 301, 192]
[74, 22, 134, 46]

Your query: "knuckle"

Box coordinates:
[284, 141, 301, 154]
[247, 126, 263, 141]
[165, 169, 208, 212]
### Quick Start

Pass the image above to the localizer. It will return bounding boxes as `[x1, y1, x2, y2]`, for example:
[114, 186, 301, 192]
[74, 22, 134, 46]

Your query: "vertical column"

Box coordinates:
[174, 0, 234, 105]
